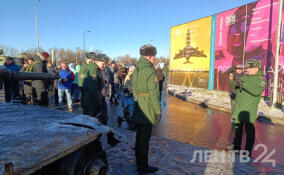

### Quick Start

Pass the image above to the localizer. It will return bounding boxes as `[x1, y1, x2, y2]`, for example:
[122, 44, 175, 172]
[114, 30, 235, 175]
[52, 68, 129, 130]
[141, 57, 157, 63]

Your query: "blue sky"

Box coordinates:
[0, 0, 257, 58]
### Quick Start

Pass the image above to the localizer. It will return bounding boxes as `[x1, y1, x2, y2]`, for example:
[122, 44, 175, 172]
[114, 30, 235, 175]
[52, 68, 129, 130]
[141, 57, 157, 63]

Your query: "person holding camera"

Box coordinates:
[227, 64, 243, 109]
[227, 59, 266, 157]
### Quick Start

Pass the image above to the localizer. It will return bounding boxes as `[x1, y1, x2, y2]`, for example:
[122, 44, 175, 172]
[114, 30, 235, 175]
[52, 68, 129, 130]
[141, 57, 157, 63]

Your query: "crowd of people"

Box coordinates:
[1, 44, 268, 173]
[1, 49, 169, 120]
[1, 45, 170, 173]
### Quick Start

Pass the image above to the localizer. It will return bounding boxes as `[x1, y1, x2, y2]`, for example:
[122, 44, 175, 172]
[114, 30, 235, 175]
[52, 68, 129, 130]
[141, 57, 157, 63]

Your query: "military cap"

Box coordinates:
[37, 52, 49, 60]
[6, 56, 14, 61]
[95, 53, 106, 62]
[101, 57, 108, 63]
[246, 59, 261, 68]
[85, 52, 96, 59]
[235, 64, 243, 69]
[41, 52, 49, 58]
[140, 44, 157, 56]
[111, 60, 116, 65]
[102, 55, 109, 63]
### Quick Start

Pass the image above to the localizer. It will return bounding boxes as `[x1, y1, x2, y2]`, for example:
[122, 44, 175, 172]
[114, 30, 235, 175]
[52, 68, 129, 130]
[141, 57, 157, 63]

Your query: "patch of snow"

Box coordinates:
[168, 85, 284, 119]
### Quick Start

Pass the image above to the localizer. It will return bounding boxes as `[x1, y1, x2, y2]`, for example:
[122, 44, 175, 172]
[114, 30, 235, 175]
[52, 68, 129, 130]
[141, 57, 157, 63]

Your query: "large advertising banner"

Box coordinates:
[169, 17, 212, 88]
[214, 0, 284, 96]
[277, 2, 284, 96]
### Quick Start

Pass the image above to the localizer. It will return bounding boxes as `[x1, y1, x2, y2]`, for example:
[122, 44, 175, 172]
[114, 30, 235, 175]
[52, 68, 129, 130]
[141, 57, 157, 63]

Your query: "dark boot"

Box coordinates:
[137, 166, 159, 173]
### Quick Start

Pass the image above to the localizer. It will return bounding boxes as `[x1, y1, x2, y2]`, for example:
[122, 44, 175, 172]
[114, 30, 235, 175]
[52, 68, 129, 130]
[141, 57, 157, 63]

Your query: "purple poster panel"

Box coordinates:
[278, 3, 284, 96]
[214, 0, 283, 97]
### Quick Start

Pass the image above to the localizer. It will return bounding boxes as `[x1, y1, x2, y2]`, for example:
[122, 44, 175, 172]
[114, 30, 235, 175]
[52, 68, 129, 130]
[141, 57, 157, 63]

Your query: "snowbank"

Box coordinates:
[167, 85, 284, 125]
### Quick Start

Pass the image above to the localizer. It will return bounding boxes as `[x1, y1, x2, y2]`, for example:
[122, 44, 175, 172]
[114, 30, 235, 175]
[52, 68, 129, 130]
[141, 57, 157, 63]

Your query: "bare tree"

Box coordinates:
[155, 56, 169, 65]
[117, 54, 138, 65]
[0, 45, 19, 57]
[6, 46, 115, 66]
[75, 47, 84, 64]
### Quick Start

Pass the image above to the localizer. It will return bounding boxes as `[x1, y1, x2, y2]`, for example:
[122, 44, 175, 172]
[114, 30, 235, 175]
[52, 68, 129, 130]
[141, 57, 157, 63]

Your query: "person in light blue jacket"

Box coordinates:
[69, 63, 81, 102]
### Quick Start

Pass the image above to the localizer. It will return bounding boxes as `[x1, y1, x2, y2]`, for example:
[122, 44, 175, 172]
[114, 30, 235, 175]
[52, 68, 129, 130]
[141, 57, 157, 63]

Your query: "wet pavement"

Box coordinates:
[107, 92, 284, 169]
[157, 95, 284, 165]
[1, 88, 284, 172]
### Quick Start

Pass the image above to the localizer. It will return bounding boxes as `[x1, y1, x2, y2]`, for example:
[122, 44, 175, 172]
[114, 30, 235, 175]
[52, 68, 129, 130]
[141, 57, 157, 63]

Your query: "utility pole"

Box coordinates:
[20, 47, 22, 56]
[51, 49, 54, 64]
[83, 30, 91, 62]
[35, 0, 40, 54]
[272, 0, 283, 107]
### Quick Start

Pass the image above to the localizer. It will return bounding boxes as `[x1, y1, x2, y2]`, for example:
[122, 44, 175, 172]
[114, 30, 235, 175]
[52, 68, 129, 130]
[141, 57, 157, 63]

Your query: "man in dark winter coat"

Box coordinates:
[98, 58, 109, 124]
[48, 63, 61, 106]
[109, 61, 119, 104]
[20, 58, 34, 104]
[2, 57, 20, 102]
[154, 63, 164, 101]
[32, 52, 50, 106]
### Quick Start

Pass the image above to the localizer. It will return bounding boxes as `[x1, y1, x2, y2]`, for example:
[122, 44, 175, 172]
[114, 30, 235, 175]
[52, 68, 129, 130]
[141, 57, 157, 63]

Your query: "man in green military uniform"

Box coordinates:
[227, 59, 266, 157]
[132, 44, 161, 173]
[162, 63, 169, 91]
[162, 63, 169, 81]
[227, 64, 243, 125]
[78, 54, 90, 114]
[79, 52, 104, 117]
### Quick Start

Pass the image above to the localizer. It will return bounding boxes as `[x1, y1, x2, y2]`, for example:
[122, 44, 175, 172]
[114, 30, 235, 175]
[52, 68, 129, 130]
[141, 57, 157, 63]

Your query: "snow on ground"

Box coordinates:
[101, 129, 284, 175]
[168, 85, 284, 120]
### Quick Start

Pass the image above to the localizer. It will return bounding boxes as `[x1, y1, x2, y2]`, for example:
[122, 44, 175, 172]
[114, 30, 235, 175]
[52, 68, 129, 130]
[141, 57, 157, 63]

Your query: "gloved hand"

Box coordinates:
[234, 75, 242, 88]
[155, 114, 161, 123]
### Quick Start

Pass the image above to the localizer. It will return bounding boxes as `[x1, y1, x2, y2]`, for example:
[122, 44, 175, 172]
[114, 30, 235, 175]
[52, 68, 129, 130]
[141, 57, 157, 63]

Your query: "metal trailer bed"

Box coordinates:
[0, 103, 117, 175]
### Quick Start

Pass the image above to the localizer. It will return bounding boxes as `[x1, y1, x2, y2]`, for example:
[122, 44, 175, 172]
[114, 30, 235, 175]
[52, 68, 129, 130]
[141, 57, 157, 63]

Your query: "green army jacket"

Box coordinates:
[231, 70, 266, 124]
[80, 62, 104, 111]
[25, 64, 33, 72]
[162, 66, 169, 80]
[78, 63, 87, 88]
[132, 56, 161, 125]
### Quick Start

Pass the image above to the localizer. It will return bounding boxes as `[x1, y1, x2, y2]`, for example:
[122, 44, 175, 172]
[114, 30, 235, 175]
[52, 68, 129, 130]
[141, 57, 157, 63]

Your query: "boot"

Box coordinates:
[137, 165, 159, 173]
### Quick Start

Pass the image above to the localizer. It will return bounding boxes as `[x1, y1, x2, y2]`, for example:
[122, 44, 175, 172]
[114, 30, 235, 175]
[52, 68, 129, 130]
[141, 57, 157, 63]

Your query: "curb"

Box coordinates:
[168, 90, 284, 126]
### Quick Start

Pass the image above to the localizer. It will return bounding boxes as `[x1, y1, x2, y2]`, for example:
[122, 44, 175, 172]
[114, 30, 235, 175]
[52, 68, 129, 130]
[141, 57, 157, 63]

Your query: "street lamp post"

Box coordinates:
[35, 0, 40, 54]
[272, 0, 283, 107]
[83, 30, 91, 61]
